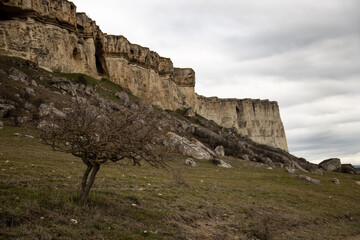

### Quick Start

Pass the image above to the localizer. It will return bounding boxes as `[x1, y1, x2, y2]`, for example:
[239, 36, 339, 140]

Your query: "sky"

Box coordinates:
[71, 0, 360, 165]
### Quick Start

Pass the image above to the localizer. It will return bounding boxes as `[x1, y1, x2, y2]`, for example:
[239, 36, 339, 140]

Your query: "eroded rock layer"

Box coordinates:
[0, 0, 288, 151]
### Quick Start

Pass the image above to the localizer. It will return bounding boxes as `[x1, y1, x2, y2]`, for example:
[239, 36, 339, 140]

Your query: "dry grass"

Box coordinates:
[1, 124, 360, 240]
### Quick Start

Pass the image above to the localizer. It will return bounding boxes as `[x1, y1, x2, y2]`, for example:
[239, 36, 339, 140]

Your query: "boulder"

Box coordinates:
[211, 158, 232, 168]
[184, 107, 195, 117]
[185, 158, 197, 167]
[340, 164, 357, 174]
[298, 175, 321, 185]
[115, 92, 129, 103]
[9, 67, 28, 83]
[285, 166, 296, 174]
[0, 104, 15, 117]
[313, 168, 325, 175]
[331, 178, 340, 184]
[215, 146, 225, 156]
[31, 80, 38, 87]
[38, 103, 65, 118]
[166, 132, 214, 160]
[25, 87, 35, 95]
[319, 158, 341, 172]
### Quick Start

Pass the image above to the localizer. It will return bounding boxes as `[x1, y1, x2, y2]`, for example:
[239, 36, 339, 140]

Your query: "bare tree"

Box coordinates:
[37, 98, 167, 203]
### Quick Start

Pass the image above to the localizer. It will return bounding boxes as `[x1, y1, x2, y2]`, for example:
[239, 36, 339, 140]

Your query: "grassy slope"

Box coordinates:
[1, 124, 360, 240]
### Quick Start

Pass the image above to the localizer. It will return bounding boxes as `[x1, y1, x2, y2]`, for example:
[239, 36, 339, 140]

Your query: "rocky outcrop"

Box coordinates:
[0, 0, 288, 151]
[340, 164, 358, 174]
[166, 132, 215, 161]
[319, 158, 341, 172]
[196, 96, 288, 151]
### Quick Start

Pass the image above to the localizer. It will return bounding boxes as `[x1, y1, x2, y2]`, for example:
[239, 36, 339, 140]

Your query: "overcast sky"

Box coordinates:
[71, 0, 360, 165]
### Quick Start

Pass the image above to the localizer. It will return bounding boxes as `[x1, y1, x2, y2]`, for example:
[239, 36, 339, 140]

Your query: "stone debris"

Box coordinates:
[211, 158, 232, 169]
[214, 146, 225, 156]
[115, 92, 129, 103]
[298, 175, 321, 185]
[331, 178, 340, 184]
[185, 158, 197, 167]
[285, 166, 296, 174]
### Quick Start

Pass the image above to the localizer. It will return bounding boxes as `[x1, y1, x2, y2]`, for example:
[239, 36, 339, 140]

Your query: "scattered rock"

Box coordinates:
[285, 167, 296, 174]
[355, 181, 360, 186]
[39, 103, 66, 117]
[331, 178, 340, 184]
[319, 158, 341, 172]
[267, 167, 273, 170]
[0, 121, 3, 130]
[115, 92, 129, 103]
[31, 80, 38, 87]
[340, 164, 358, 174]
[0, 104, 15, 117]
[185, 158, 197, 167]
[130, 102, 140, 111]
[70, 219, 78, 224]
[313, 168, 325, 175]
[243, 155, 250, 161]
[9, 67, 28, 83]
[298, 175, 321, 185]
[25, 135, 34, 139]
[14, 133, 21, 136]
[184, 107, 195, 117]
[25, 87, 35, 95]
[211, 158, 232, 168]
[214, 146, 225, 156]
[24, 102, 36, 111]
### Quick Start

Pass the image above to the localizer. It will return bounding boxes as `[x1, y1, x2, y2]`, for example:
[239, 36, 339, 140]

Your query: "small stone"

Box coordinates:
[331, 178, 340, 184]
[115, 92, 129, 103]
[14, 133, 21, 137]
[31, 80, 38, 87]
[0, 121, 3, 130]
[185, 158, 197, 167]
[285, 166, 296, 174]
[354, 181, 360, 186]
[25, 87, 35, 95]
[24, 135, 34, 139]
[70, 219, 78, 224]
[299, 175, 321, 185]
[40, 217, 45, 220]
[267, 167, 273, 170]
[214, 146, 225, 156]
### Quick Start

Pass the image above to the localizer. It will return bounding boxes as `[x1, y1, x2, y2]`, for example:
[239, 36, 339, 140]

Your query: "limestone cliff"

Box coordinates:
[0, 0, 288, 151]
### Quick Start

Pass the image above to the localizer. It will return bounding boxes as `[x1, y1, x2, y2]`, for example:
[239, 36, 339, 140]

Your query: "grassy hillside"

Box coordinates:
[1, 123, 360, 240]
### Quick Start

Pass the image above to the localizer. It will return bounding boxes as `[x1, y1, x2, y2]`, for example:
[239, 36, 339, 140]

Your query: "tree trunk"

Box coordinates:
[80, 163, 100, 203]
[81, 165, 93, 193]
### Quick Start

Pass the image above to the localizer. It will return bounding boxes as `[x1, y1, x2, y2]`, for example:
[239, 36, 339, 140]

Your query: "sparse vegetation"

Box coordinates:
[1, 56, 360, 239]
[1, 124, 360, 239]
[37, 97, 167, 203]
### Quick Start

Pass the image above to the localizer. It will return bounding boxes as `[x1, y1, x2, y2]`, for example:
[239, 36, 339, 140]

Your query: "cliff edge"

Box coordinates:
[0, 0, 288, 151]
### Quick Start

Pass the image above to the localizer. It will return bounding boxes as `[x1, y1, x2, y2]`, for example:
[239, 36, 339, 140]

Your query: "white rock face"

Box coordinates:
[0, 0, 289, 152]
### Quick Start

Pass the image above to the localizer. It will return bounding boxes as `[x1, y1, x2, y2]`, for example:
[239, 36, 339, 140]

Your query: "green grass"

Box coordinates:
[1, 123, 360, 239]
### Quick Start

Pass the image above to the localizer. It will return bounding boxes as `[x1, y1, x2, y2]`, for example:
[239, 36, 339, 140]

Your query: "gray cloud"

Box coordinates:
[73, 0, 360, 164]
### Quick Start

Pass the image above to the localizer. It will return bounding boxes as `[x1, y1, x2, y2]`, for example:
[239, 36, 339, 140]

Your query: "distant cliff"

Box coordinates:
[0, 0, 288, 151]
